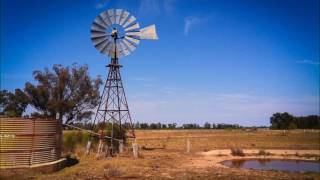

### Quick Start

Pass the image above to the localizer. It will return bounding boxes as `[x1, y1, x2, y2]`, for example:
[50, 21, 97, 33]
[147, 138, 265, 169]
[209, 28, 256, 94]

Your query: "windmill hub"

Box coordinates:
[111, 28, 118, 39]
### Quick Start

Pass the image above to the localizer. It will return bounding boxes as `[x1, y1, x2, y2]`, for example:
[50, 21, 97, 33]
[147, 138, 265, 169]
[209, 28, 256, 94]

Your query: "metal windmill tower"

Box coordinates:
[89, 9, 158, 153]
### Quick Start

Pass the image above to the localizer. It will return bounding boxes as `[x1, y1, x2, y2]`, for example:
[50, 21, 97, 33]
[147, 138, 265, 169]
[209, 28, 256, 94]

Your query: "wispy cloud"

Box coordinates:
[139, 0, 161, 15]
[296, 60, 320, 66]
[95, 0, 110, 9]
[131, 77, 156, 82]
[163, 0, 175, 13]
[138, 0, 176, 16]
[184, 16, 208, 36]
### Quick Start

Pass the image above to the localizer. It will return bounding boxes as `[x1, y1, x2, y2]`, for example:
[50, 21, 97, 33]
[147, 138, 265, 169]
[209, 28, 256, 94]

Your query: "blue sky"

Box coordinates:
[1, 0, 319, 126]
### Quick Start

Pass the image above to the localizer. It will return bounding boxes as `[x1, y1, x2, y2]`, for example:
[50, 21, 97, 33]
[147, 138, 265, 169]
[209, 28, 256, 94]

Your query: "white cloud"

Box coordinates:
[163, 0, 175, 13]
[95, 0, 110, 9]
[296, 60, 320, 65]
[139, 0, 161, 15]
[184, 16, 207, 36]
[138, 0, 176, 16]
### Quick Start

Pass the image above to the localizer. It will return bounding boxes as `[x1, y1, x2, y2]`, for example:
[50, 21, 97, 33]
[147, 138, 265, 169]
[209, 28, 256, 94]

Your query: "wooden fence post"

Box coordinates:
[119, 140, 124, 154]
[132, 140, 139, 158]
[186, 138, 191, 153]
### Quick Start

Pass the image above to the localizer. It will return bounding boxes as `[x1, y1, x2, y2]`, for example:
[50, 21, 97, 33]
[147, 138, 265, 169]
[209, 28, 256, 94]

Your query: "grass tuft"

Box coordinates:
[103, 164, 121, 178]
[230, 148, 245, 156]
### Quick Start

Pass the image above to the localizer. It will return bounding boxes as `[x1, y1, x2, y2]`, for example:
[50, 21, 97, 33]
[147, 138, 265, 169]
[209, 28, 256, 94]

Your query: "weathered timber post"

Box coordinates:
[119, 140, 124, 154]
[86, 140, 92, 155]
[104, 144, 110, 158]
[96, 139, 104, 159]
[186, 138, 191, 153]
[132, 139, 139, 158]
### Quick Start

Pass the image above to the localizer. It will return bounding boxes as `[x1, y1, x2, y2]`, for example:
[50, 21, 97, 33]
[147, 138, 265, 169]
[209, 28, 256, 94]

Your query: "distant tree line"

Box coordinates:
[132, 122, 244, 129]
[270, 112, 320, 129]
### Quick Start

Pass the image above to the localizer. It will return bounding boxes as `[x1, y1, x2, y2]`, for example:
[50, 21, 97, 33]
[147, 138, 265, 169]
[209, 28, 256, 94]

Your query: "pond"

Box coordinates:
[222, 159, 320, 173]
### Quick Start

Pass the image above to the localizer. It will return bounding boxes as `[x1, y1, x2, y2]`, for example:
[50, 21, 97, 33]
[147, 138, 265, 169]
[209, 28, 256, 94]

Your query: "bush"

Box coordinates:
[103, 164, 121, 178]
[63, 131, 92, 153]
[230, 148, 245, 156]
[258, 149, 270, 156]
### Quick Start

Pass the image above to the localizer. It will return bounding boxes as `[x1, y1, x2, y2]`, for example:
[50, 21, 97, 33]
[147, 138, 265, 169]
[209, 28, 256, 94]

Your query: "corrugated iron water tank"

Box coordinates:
[0, 118, 62, 169]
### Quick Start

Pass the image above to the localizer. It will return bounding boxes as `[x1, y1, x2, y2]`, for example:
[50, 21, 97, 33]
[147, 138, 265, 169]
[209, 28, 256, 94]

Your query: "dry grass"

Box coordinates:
[133, 129, 320, 151]
[3, 129, 319, 180]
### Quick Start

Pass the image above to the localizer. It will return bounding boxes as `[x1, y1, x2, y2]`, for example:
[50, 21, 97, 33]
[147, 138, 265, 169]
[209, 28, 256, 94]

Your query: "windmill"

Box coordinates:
[88, 9, 158, 154]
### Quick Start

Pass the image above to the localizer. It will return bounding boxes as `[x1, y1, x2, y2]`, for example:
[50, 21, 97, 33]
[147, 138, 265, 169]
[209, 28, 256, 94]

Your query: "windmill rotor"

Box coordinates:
[91, 9, 158, 58]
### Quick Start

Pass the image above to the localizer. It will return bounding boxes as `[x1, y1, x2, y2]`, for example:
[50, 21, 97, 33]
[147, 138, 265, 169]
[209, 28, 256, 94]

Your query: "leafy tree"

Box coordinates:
[204, 122, 211, 129]
[24, 64, 102, 124]
[212, 123, 216, 129]
[168, 123, 177, 129]
[140, 123, 149, 129]
[270, 112, 294, 129]
[150, 123, 158, 129]
[0, 89, 29, 117]
[182, 123, 200, 129]
[270, 112, 319, 129]
[134, 122, 140, 129]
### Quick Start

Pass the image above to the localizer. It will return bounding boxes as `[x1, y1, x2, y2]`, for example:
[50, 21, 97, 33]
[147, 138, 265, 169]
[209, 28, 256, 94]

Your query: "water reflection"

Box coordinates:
[222, 159, 320, 173]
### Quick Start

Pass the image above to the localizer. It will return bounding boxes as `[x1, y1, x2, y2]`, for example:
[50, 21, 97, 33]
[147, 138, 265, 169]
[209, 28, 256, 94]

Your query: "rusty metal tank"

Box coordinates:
[0, 118, 62, 168]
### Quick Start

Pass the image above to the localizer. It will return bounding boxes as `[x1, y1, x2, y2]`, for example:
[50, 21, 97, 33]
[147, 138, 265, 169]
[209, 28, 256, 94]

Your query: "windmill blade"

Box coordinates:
[123, 16, 136, 28]
[93, 36, 109, 46]
[122, 38, 137, 52]
[125, 23, 140, 32]
[116, 43, 125, 57]
[119, 11, 130, 25]
[91, 22, 106, 33]
[91, 31, 108, 39]
[115, 9, 123, 24]
[119, 41, 131, 56]
[96, 39, 110, 52]
[107, 9, 116, 24]
[100, 11, 112, 26]
[124, 36, 140, 45]
[102, 42, 113, 55]
[140, 24, 158, 40]
[94, 15, 108, 29]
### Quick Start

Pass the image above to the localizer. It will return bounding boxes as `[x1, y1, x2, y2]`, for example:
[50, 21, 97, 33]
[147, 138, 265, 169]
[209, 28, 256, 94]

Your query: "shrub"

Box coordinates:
[258, 149, 270, 156]
[103, 164, 121, 178]
[63, 131, 92, 153]
[230, 148, 245, 156]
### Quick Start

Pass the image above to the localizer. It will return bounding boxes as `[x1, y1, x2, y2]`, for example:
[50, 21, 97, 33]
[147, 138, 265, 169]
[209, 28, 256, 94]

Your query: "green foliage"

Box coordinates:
[270, 112, 320, 129]
[24, 64, 102, 124]
[0, 89, 28, 117]
[103, 123, 127, 147]
[63, 131, 92, 153]
[204, 122, 211, 129]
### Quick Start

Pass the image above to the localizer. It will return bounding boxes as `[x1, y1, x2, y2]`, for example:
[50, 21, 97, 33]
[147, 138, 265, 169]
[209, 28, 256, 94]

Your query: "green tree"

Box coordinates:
[24, 64, 102, 124]
[0, 89, 29, 117]
[204, 122, 211, 129]
[270, 112, 295, 129]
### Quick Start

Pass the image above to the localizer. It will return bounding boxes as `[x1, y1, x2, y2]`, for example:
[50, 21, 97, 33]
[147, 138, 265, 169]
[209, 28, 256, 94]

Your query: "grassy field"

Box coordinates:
[3, 129, 320, 179]
[134, 129, 320, 151]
